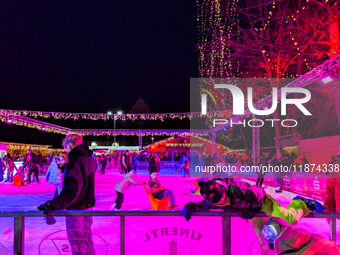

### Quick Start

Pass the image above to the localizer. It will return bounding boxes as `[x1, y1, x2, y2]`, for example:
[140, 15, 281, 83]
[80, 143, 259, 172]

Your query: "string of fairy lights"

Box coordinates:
[0, 109, 231, 121]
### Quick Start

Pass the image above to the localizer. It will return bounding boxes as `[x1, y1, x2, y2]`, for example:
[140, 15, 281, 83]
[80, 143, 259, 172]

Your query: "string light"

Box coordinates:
[0, 109, 233, 122]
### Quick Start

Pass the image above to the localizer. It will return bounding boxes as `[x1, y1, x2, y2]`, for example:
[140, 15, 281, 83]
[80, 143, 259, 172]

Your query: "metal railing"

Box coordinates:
[0, 211, 339, 255]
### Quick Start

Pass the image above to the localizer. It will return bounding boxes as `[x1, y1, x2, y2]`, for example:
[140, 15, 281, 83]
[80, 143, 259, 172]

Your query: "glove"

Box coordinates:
[181, 207, 192, 221]
[37, 201, 53, 214]
[241, 207, 260, 219]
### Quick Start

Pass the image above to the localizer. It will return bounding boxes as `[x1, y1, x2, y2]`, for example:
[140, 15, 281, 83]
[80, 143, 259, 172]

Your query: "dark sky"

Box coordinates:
[0, 0, 198, 113]
[0, 1, 198, 146]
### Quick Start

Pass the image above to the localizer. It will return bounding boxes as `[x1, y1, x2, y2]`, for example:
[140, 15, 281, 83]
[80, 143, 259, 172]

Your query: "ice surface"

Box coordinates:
[0, 167, 337, 255]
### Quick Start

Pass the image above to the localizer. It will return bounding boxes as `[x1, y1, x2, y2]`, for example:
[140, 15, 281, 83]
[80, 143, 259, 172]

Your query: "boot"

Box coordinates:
[293, 196, 325, 212]
[170, 203, 179, 210]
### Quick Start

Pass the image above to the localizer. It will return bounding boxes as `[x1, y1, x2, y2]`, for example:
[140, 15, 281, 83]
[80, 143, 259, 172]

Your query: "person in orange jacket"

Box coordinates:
[262, 218, 340, 254]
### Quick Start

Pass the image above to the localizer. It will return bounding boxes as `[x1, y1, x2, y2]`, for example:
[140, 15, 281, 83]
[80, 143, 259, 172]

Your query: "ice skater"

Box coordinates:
[178, 156, 190, 177]
[148, 172, 178, 209]
[46, 153, 68, 197]
[111, 170, 145, 210]
[23, 154, 39, 184]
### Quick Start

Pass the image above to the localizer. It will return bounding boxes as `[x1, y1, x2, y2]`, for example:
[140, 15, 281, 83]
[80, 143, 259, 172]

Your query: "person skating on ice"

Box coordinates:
[112, 170, 145, 210]
[261, 218, 340, 254]
[148, 172, 178, 210]
[178, 156, 190, 177]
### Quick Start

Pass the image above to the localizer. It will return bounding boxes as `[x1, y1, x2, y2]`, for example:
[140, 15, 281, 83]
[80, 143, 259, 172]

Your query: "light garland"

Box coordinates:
[0, 109, 232, 122]
[7, 144, 67, 154]
[166, 143, 204, 147]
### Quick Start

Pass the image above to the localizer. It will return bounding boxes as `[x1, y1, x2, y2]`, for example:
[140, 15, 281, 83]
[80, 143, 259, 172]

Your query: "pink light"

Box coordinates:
[42, 127, 46, 131]
[66, 132, 70, 136]
[322, 76, 332, 84]
[7, 119, 12, 123]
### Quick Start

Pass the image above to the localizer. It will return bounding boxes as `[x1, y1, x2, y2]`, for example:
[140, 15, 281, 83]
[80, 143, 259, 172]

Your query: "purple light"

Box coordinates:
[322, 76, 332, 84]
[7, 119, 12, 123]
[42, 127, 46, 131]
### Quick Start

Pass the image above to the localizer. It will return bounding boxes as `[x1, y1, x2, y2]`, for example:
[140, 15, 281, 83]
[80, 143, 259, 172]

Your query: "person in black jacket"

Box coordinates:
[23, 154, 39, 184]
[148, 152, 160, 175]
[100, 154, 107, 175]
[38, 134, 96, 255]
[181, 179, 325, 253]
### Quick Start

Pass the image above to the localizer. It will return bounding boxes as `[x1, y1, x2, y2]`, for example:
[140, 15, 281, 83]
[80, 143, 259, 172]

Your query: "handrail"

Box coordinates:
[0, 210, 340, 217]
[1, 210, 340, 255]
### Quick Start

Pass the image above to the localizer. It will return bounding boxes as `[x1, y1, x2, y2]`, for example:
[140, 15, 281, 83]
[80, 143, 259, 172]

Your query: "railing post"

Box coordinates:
[222, 215, 231, 255]
[330, 217, 336, 242]
[14, 215, 24, 255]
[120, 216, 125, 255]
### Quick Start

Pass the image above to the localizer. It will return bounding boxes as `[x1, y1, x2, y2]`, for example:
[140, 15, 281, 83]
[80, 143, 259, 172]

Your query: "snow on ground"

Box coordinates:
[0, 167, 338, 255]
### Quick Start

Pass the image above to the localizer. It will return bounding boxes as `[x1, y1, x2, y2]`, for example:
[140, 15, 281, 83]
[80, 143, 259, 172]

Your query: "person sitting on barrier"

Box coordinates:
[262, 218, 340, 254]
[181, 179, 325, 253]
[148, 172, 178, 209]
[112, 170, 146, 210]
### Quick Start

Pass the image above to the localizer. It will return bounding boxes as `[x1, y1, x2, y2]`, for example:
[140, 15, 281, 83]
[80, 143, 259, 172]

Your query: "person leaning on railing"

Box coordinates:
[38, 134, 97, 255]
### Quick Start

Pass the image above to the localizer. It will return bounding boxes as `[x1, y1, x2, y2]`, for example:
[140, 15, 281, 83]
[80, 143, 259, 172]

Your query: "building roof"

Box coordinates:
[128, 97, 151, 113]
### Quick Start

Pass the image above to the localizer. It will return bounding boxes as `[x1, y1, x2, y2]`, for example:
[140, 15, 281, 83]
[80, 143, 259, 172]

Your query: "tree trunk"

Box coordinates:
[273, 110, 281, 154]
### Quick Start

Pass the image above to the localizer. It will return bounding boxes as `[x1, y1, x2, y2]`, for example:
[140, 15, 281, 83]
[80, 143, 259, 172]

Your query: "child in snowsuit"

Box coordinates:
[262, 218, 340, 254]
[148, 172, 178, 209]
[181, 179, 324, 253]
[46, 153, 68, 197]
[113, 171, 145, 210]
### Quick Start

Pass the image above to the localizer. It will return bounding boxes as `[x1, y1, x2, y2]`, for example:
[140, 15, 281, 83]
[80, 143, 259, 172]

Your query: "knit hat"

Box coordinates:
[199, 180, 226, 204]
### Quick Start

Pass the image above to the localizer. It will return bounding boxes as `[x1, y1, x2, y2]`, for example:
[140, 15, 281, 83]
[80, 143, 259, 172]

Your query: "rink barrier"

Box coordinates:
[0, 210, 339, 255]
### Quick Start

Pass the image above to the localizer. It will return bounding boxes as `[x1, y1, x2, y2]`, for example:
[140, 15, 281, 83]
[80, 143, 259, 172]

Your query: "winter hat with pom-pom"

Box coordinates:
[199, 180, 226, 204]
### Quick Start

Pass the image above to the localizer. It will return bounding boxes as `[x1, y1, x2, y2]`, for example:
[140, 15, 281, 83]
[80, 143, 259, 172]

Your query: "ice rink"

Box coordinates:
[0, 167, 338, 255]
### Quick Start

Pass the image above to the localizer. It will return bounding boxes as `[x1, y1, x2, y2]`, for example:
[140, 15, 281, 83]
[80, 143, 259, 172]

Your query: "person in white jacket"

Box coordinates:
[45, 153, 68, 197]
[112, 170, 145, 210]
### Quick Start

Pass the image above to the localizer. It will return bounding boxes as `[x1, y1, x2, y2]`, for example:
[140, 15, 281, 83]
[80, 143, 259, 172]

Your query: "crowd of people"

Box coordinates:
[2, 135, 340, 254]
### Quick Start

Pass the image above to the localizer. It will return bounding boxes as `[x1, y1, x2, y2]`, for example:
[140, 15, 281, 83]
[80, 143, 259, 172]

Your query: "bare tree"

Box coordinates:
[198, 0, 339, 147]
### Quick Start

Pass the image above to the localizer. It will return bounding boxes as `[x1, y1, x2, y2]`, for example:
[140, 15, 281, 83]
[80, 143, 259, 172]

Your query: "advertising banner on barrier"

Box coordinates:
[282, 171, 294, 192]
[308, 174, 327, 201]
[292, 172, 309, 197]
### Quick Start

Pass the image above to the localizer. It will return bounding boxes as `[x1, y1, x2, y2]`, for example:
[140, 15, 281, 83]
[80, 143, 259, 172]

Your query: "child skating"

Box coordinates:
[111, 170, 145, 210]
[178, 157, 190, 177]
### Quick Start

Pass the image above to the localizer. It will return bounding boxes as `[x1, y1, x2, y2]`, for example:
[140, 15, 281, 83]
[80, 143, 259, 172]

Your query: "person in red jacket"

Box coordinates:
[324, 150, 340, 215]
[262, 218, 340, 254]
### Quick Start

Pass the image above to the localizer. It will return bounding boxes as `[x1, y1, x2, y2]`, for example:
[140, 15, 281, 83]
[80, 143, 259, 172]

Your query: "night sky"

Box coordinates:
[0, 1, 198, 146]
